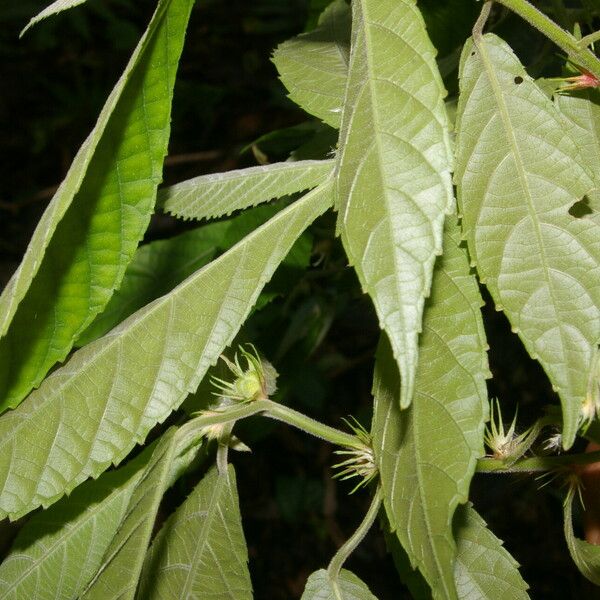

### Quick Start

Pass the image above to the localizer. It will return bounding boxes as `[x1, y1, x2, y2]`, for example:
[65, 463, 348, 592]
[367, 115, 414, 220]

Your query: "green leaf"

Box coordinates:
[272, 0, 351, 128]
[453, 504, 529, 599]
[454, 34, 600, 449]
[555, 88, 600, 217]
[335, 0, 454, 408]
[160, 159, 333, 221]
[0, 0, 194, 410]
[138, 465, 252, 600]
[371, 216, 489, 600]
[383, 518, 431, 600]
[77, 203, 289, 346]
[0, 181, 333, 521]
[0, 443, 151, 600]
[21, 0, 89, 35]
[81, 427, 202, 600]
[301, 569, 377, 600]
[564, 487, 600, 585]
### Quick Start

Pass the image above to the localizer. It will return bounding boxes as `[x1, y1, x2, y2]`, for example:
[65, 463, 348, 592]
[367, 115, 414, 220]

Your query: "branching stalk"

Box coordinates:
[327, 486, 383, 580]
[493, 0, 600, 78]
[184, 399, 365, 451]
[477, 449, 600, 474]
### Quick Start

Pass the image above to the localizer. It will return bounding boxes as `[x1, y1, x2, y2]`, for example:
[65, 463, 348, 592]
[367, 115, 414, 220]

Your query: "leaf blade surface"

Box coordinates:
[372, 217, 489, 599]
[160, 159, 333, 221]
[138, 465, 251, 600]
[301, 569, 377, 600]
[453, 504, 529, 600]
[454, 34, 600, 448]
[335, 0, 454, 407]
[0, 444, 151, 600]
[82, 427, 201, 600]
[0, 181, 333, 520]
[272, 0, 351, 128]
[0, 0, 194, 409]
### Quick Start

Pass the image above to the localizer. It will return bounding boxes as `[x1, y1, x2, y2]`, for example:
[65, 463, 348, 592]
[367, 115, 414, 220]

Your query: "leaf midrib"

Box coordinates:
[474, 38, 565, 369]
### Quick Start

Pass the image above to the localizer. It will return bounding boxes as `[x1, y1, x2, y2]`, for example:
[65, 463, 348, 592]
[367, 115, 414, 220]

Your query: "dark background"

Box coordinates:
[1, 0, 600, 598]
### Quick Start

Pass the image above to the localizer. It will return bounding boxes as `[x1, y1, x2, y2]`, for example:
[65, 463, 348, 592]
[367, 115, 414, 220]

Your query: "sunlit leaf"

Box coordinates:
[161, 159, 334, 221]
[82, 427, 202, 600]
[335, 0, 454, 408]
[564, 487, 600, 585]
[0, 0, 194, 409]
[301, 569, 377, 600]
[453, 504, 529, 599]
[372, 217, 489, 599]
[272, 0, 351, 128]
[138, 465, 251, 600]
[0, 181, 333, 520]
[0, 444, 151, 600]
[454, 33, 600, 448]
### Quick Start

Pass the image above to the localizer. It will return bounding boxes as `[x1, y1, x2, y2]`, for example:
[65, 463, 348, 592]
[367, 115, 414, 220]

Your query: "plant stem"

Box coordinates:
[327, 486, 383, 579]
[493, 0, 600, 77]
[262, 400, 366, 449]
[477, 449, 600, 474]
[183, 399, 365, 450]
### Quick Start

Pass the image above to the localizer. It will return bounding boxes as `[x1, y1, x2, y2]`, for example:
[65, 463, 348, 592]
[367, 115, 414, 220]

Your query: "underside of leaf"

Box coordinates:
[335, 0, 454, 408]
[272, 0, 351, 128]
[138, 465, 251, 600]
[0, 181, 333, 520]
[454, 34, 600, 449]
[372, 217, 489, 599]
[160, 158, 333, 221]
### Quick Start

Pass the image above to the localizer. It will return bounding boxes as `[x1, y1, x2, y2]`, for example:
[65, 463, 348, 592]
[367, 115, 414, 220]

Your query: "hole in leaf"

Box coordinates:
[514, 76, 524, 84]
[569, 196, 593, 218]
[470, 51, 475, 56]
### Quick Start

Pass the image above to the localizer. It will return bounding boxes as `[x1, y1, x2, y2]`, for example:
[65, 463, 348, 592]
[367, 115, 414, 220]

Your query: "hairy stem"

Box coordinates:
[327, 486, 383, 580]
[262, 400, 366, 449]
[477, 449, 600, 474]
[493, 0, 600, 77]
[184, 399, 365, 450]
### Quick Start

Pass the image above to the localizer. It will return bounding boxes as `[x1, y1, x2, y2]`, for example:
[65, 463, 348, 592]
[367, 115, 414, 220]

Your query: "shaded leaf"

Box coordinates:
[371, 217, 489, 599]
[0, 444, 151, 600]
[564, 488, 600, 585]
[382, 517, 431, 600]
[453, 504, 529, 599]
[21, 0, 88, 35]
[161, 159, 333, 221]
[454, 34, 600, 448]
[82, 427, 202, 600]
[0, 0, 194, 409]
[138, 465, 251, 600]
[0, 181, 333, 520]
[335, 0, 453, 408]
[272, 0, 351, 128]
[301, 569, 377, 600]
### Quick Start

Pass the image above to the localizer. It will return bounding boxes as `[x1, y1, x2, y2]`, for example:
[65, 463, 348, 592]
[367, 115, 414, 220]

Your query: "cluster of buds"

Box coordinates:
[333, 417, 377, 493]
[484, 399, 539, 463]
[579, 353, 600, 431]
[211, 344, 278, 405]
[196, 345, 277, 447]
